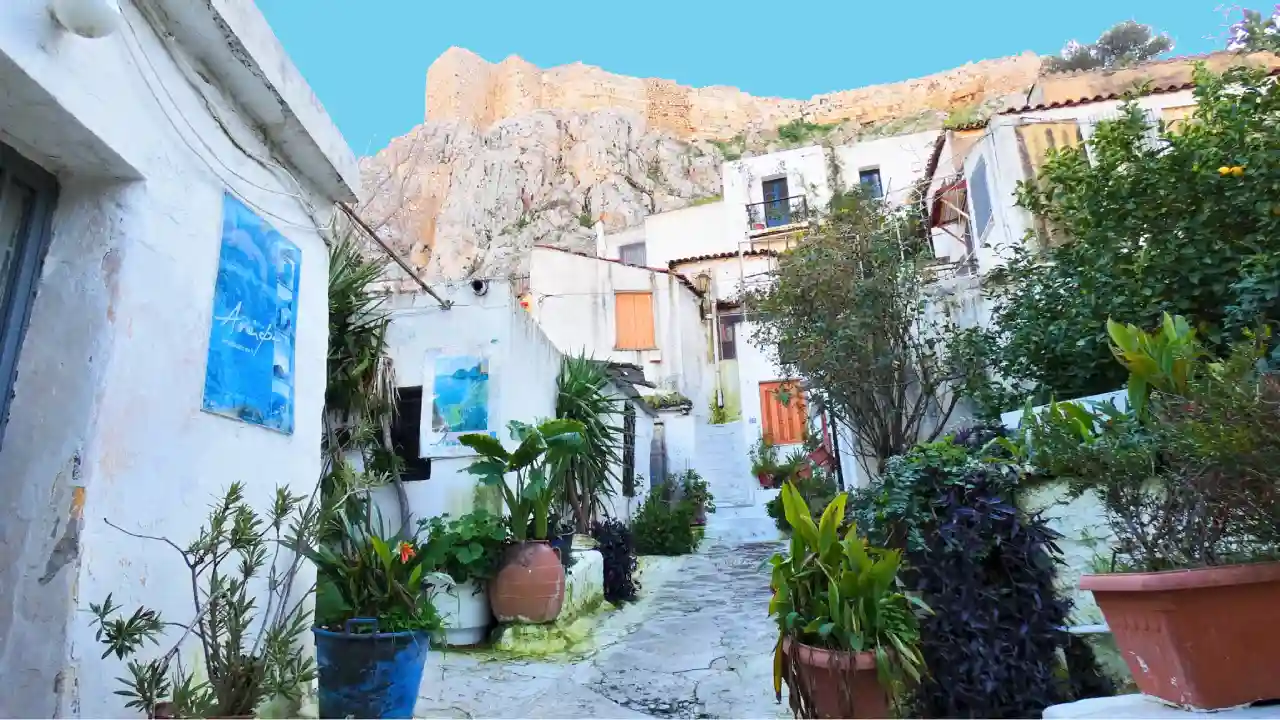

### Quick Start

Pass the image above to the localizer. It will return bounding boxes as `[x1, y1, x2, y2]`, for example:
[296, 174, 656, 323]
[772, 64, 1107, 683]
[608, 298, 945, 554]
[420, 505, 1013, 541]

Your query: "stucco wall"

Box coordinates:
[527, 246, 708, 404]
[0, 1, 355, 716]
[833, 131, 939, 206]
[380, 282, 562, 525]
[723, 146, 830, 248]
[643, 201, 730, 268]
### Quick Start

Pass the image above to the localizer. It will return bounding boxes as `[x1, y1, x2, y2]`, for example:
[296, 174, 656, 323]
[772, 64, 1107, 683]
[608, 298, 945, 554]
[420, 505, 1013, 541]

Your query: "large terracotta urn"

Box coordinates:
[489, 541, 565, 623]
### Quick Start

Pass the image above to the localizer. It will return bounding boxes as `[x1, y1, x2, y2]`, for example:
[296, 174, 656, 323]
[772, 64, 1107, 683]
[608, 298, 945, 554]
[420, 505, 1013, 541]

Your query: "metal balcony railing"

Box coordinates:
[746, 195, 809, 232]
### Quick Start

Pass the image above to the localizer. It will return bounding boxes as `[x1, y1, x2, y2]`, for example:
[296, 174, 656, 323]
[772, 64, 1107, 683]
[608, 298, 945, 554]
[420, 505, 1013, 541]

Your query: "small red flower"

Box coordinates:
[396, 541, 415, 563]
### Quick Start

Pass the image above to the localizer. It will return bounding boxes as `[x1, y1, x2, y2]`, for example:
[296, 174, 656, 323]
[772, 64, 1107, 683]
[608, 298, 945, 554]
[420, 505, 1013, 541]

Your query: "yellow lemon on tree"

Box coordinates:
[1219, 166, 1233, 175]
[1232, 166, 1246, 177]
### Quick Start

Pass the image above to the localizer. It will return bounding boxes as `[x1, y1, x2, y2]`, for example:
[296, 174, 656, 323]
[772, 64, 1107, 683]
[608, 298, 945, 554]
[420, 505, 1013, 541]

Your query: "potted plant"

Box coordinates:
[1025, 315, 1280, 711]
[546, 513, 577, 569]
[289, 502, 443, 719]
[419, 508, 507, 647]
[459, 418, 587, 623]
[750, 436, 782, 489]
[88, 484, 317, 719]
[680, 469, 716, 526]
[769, 484, 927, 719]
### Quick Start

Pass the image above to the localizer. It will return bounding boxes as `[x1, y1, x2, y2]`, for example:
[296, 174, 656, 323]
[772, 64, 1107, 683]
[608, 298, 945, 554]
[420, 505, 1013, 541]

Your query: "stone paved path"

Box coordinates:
[415, 538, 791, 719]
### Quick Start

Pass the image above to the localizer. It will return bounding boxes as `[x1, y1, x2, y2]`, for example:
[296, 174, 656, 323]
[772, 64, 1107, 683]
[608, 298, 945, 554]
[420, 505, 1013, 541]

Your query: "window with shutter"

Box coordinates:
[1016, 121, 1083, 248]
[759, 380, 806, 446]
[618, 242, 647, 266]
[1161, 105, 1195, 134]
[967, 157, 994, 241]
[614, 292, 656, 350]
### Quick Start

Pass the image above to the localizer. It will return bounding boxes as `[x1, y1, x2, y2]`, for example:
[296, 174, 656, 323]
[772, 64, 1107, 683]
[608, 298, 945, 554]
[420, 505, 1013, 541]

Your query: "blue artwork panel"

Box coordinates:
[202, 193, 301, 434]
[431, 355, 490, 433]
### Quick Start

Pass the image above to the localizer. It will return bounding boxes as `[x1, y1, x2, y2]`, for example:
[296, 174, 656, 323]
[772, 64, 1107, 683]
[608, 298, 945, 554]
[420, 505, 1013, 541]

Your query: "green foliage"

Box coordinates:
[689, 194, 723, 207]
[418, 509, 508, 586]
[970, 66, 1280, 415]
[287, 502, 443, 635]
[766, 468, 839, 533]
[1044, 20, 1173, 73]
[679, 469, 716, 515]
[943, 104, 983, 129]
[848, 439, 977, 554]
[555, 355, 623, 532]
[646, 391, 692, 411]
[90, 484, 319, 718]
[1021, 317, 1280, 571]
[708, 399, 732, 424]
[748, 190, 972, 474]
[775, 118, 839, 146]
[1228, 7, 1280, 52]
[709, 135, 745, 161]
[459, 419, 588, 541]
[768, 486, 928, 710]
[631, 483, 699, 556]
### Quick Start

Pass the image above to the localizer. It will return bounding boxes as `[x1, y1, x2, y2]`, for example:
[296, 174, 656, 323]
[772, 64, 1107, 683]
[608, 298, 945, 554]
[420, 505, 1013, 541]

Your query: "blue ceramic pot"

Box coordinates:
[313, 619, 430, 719]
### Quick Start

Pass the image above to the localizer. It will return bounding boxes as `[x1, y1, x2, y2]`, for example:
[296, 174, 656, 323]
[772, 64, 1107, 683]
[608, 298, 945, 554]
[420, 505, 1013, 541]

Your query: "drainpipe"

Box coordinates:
[710, 273, 723, 408]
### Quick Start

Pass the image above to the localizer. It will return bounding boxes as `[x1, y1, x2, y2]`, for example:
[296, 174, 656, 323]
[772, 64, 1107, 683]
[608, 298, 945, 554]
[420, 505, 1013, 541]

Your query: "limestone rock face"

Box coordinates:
[425, 46, 1043, 140]
[363, 47, 1045, 282]
[360, 109, 723, 280]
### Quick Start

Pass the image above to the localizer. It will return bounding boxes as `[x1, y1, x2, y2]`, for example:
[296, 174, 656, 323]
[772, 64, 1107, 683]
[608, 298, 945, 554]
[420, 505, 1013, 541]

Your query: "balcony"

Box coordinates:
[745, 195, 809, 236]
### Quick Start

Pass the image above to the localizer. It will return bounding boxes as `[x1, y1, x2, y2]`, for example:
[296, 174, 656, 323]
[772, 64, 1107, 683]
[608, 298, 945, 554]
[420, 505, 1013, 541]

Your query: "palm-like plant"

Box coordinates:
[555, 356, 623, 533]
[459, 419, 588, 541]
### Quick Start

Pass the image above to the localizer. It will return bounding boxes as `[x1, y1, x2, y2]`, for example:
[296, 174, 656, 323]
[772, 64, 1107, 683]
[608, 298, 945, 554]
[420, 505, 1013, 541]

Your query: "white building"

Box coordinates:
[0, 0, 360, 716]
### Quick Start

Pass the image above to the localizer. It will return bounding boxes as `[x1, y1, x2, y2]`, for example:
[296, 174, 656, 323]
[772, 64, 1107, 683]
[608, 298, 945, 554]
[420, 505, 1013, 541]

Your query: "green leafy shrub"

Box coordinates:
[419, 508, 508, 586]
[968, 65, 1280, 415]
[766, 468, 838, 533]
[631, 483, 698, 555]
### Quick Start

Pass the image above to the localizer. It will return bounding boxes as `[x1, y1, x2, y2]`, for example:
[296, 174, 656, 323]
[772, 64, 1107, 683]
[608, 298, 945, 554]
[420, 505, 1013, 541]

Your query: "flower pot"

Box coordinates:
[548, 532, 576, 568]
[1081, 561, 1280, 710]
[782, 637, 889, 719]
[757, 472, 772, 489]
[430, 580, 492, 647]
[490, 540, 566, 623]
[313, 619, 430, 719]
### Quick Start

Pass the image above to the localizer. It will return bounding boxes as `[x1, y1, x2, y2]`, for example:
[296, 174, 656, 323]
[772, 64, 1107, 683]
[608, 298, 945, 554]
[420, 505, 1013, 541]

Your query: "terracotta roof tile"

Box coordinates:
[532, 244, 705, 297]
[667, 249, 778, 267]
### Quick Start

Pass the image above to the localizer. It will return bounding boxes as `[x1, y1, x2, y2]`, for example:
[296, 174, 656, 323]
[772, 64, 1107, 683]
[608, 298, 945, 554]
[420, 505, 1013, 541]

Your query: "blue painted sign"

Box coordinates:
[202, 193, 301, 434]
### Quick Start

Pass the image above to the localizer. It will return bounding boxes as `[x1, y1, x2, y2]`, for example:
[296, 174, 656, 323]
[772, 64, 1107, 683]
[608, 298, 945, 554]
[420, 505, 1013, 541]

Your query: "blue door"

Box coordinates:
[762, 178, 790, 227]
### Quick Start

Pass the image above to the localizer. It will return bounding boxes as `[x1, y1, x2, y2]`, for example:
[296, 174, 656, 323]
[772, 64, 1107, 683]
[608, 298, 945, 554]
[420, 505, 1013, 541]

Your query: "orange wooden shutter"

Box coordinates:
[759, 381, 806, 445]
[614, 292, 655, 350]
[1161, 105, 1195, 134]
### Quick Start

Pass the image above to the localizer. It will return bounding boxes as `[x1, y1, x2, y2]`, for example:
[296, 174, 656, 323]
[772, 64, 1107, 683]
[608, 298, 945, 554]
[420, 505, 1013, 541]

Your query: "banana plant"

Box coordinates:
[768, 482, 928, 701]
[459, 419, 586, 541]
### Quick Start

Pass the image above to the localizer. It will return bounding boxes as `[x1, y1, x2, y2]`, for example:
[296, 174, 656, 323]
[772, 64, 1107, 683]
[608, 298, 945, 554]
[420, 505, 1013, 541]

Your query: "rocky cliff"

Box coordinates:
[360, 48, 1043, 282]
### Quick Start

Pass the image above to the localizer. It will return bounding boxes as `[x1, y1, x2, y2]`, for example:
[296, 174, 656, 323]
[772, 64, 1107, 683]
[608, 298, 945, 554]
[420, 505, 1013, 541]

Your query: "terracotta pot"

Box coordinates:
[1081, 561, 1280, 710]
[782, 637, 889, 719]
[757, 472, 772, 488]
[489, 541, 566, 624]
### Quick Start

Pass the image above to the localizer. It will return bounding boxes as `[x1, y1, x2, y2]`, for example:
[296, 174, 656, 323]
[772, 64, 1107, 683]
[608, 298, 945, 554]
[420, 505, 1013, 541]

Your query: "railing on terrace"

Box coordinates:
[745, 195, 809, 232]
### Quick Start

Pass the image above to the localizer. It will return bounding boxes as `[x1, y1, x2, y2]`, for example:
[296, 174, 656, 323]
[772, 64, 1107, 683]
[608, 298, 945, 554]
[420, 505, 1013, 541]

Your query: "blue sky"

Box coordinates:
[257, 1, 1226, 156]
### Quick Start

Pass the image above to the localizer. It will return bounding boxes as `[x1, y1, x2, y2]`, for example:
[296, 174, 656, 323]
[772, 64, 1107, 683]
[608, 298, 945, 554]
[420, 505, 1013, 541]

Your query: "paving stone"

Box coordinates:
[416, 538, 791, 719]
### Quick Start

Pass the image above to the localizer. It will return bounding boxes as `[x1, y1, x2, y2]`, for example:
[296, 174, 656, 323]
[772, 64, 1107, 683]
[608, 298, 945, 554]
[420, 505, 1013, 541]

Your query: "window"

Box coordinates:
[614, 292, 656, 350]
[759, 380, 807, 446]
[0, 144, 58, 450]
[762, 177, 790, 227]
[718, 313, 742, 360]
[859, 168, 883, 199]
[388, 386, 432, 481]
[618, 242, 647, 266]
[967, 156, 993, 240]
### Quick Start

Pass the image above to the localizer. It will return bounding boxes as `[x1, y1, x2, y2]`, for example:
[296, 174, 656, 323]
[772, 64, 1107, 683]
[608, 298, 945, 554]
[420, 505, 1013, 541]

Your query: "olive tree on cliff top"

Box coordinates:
[746, 193, 977, 475]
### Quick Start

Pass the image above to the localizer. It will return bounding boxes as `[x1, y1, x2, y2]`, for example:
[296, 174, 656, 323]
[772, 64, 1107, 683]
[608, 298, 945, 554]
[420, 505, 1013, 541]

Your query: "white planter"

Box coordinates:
[431, 580, 491, 646]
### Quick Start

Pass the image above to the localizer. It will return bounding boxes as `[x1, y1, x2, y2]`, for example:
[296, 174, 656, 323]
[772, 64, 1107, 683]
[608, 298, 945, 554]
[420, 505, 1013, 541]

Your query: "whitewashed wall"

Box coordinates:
[0, 1, 358, 716]
[527, 246, 709, 405]
[833, 130, 938, 207]
[1001, 390, 1126, 624]
[642, 201, 730, 268]
[379, 282, 561, 524]
[723, 146, 830, 251]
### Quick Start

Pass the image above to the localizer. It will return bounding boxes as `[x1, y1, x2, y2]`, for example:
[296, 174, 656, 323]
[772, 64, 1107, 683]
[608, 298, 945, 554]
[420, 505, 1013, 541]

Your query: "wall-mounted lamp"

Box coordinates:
[50, 0, 121, 39]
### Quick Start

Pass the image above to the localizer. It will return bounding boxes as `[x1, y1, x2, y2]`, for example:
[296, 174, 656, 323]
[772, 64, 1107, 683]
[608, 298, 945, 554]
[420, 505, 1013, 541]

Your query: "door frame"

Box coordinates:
[0, 143, 59, 451]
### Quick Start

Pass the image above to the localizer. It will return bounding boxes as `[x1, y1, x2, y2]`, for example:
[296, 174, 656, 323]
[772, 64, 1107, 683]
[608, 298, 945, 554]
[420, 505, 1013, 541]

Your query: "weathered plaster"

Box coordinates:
[0, 0, 353, 715]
